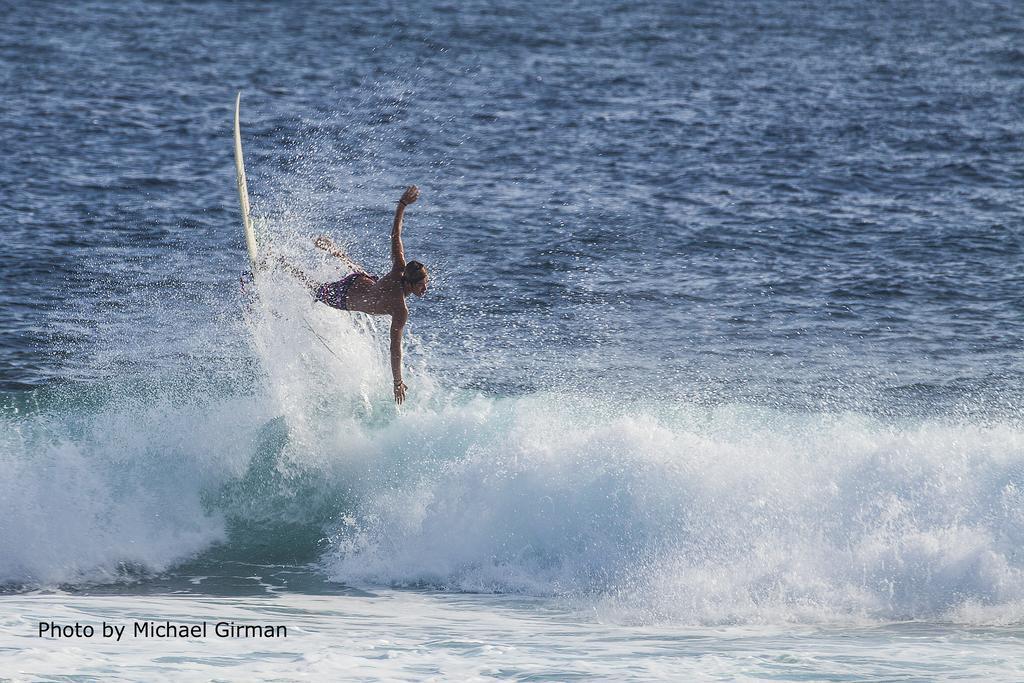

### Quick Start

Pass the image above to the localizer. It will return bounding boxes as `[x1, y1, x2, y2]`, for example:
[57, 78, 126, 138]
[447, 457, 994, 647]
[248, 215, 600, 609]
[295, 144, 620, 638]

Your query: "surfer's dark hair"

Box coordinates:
[402, 261, 428, 284]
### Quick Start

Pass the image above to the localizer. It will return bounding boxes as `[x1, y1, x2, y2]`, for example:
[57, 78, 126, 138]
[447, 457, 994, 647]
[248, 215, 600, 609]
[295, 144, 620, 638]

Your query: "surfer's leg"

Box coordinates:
[314, 235, 368, 275]
[273, 255, 319, 294]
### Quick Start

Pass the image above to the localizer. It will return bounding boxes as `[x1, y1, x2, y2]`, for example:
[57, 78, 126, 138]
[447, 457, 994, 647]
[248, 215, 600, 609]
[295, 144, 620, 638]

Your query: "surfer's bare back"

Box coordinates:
[282, 186, 429, 404]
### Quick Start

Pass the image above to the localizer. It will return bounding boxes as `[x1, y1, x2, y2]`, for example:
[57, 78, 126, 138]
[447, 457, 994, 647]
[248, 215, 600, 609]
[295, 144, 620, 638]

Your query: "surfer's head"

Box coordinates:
[402, 261, 429, 297]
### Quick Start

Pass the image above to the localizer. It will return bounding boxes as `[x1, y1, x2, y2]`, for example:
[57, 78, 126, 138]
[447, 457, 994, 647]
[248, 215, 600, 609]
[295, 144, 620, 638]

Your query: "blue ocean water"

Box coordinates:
[2, 0, 1024, 679]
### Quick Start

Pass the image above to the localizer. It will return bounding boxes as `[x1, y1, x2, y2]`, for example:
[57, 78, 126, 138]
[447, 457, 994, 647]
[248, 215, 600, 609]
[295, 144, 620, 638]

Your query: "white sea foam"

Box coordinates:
[0, 396, 247, 586]
[321, 395, 1024, 625]
[13, 591, 1019, 681]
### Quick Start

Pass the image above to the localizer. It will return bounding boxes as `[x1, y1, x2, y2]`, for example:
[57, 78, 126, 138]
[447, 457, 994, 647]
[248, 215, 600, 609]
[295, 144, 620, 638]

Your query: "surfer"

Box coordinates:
[279, 185, 428, 404]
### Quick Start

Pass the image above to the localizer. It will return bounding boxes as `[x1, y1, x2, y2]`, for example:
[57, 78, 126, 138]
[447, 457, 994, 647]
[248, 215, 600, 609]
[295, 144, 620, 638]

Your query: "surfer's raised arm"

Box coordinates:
[391, 185, 419, 271]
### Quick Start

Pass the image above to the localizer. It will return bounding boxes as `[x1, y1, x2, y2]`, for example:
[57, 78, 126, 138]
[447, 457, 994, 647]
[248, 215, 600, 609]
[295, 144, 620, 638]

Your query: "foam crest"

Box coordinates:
[323, 397, 1024, 624]
[0, 393, 257, 586]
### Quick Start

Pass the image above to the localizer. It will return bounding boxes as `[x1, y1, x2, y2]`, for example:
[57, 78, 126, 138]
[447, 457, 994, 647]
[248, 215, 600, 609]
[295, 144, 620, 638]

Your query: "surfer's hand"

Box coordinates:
[398, 185, 419, 206]
[313, 234, 333, 251]
[394, 380, 407, 404]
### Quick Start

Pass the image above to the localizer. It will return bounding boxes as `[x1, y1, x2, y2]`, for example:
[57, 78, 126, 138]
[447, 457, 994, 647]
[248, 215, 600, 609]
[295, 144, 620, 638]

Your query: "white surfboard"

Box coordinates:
[233, 92, 258, 269]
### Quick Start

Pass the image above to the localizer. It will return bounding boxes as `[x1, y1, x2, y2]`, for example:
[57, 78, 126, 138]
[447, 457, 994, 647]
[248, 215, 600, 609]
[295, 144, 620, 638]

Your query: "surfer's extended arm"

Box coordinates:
[390, 307, 409, 404]
[313, 235, 365, 273]
[391, 185, 419, 271]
